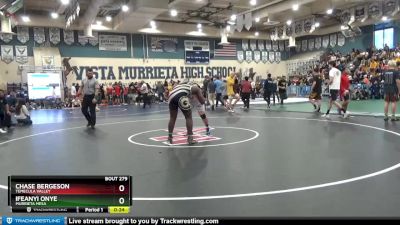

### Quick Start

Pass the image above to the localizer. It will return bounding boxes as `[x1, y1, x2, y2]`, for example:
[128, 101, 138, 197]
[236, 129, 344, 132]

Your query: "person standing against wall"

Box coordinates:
[383, 60, 400, 121]
[214, 76, 224, 108]
[207, 77, 216, 111]
[241, 76, 252, 110]
[263, 73, 274, 109]
[140, 81, 149, 109]
[77, 68, 99, 129]
[0, 90, 9, 133]
[278, 76, 287, 105]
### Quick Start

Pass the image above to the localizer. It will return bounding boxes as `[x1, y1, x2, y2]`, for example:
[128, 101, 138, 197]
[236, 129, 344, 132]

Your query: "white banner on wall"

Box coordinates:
[0, 33, 12, 43]
[1, 45, 14, 64]
[49, 27, 61, 45]
[250, 39, 257, 51]
[89, 31, 99, 46]
[99, 34, 128, 51]
[34, 27, 45, 44]
[237, 51, 244, 63]
[262, 51, 268, 63]
[17, 26, 29, 44]
[15, 45, 28, 64]
[253, 51, 261, 63]
[245, 51, 252, 63]
[63, 30, 75, 45]
[257, 40, 265, 50]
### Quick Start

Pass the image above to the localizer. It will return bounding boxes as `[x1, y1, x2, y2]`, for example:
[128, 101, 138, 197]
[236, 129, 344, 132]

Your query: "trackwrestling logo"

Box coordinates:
[149, 127, 220, 145]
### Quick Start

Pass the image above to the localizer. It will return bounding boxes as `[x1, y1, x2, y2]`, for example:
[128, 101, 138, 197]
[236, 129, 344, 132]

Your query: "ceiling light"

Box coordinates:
[326, 8, 333, 15]
[314, 22, 320, 27]
[230, 14, 237, 21]
[106, 16, 112, 22]
[226, 25, 231, 31]
[96, 20, 102, 25]
[61, 0, 70, 5]
[21, 15, 30, 22]
[286, 20, 292, 25]
[198, 28, 202, 32]
[292, 3, 299, 11]
[250, 0, 257, 6]
[382, 16, 388, 21]
[170, 9, 178, 17]
[227, 20, 236, 25]
[139, 28, 161, 34]
[340, 25, 347, 30]
[122, 5, 129, 12]
[255, 17, 260, 23]
[255, 31, 259, 36]
[150, 20, 156, 28]
[197, 23, 202, 29]
[51, 12, 59, 19]
[187, 30, 206, 36]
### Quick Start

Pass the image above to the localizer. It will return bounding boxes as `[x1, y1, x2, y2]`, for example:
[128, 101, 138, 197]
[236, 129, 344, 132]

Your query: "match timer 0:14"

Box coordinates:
[8, 176, 132, 213]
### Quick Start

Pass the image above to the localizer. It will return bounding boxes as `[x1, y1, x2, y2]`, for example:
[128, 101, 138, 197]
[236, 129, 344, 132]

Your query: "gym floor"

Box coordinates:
[1, 103, 400, 217]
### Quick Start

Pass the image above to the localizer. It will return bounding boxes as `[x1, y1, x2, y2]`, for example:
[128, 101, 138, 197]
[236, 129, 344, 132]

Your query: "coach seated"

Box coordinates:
[14, 99, 32, 126]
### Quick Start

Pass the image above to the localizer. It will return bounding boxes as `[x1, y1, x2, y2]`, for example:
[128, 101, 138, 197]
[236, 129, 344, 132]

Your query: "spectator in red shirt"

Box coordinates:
[123, 85, 129, 105]
[241, 76, 252, 109]
[114, 83, 121, 105]
[340, 68, 351, 118]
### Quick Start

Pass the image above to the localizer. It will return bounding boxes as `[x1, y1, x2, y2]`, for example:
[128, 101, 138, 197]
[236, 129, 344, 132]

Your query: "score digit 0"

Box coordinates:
[119, 197, 125, 205]
[119, 185, 125, 192]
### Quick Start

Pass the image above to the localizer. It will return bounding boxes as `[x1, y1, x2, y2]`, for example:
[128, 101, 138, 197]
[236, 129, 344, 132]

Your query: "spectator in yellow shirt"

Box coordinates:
[226, 73, 240, 113]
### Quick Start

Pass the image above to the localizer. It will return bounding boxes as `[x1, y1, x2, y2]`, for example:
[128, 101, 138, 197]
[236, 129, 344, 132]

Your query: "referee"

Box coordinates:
[78, 68, 99, 129]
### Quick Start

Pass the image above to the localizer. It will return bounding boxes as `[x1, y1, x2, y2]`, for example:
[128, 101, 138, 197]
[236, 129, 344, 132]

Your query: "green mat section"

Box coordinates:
[253, 99, 400, 116]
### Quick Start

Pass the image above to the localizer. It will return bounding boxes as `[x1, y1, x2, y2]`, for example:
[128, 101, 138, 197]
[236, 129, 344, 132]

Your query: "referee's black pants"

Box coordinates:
[82, 94, 96, 126]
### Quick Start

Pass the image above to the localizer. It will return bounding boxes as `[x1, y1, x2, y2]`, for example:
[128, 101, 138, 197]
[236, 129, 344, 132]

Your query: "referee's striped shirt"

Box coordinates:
[168, 84, 192, 103]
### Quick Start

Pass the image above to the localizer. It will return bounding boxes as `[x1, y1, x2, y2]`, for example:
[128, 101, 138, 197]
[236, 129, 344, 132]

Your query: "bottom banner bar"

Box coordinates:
[2, 216, 65, 225]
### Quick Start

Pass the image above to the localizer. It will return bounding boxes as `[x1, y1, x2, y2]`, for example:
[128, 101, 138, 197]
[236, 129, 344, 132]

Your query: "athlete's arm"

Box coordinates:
[192, 85, 206, 105]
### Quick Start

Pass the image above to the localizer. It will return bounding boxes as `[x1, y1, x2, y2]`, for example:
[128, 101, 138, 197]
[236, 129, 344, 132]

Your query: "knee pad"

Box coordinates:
[200, 114, 207, 120]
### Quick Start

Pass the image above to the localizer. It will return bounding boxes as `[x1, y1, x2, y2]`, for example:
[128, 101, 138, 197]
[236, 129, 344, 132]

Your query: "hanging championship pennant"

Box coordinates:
[49, 27, 61, 45]
[295, 21, 303, 35]
[284, 40, 289, 52]
[277, 26, 284, 38]
[275, 52, 281, 63]
[278, 41, 284, 52]
[301, 39, 307, 52]
[304, 19, 312, 33]
[285, 24, 293, 37]
[341, 9, 351, 24]
[244, 12, 252, 31]
[242, 39, 249, 50]
[33, 27, 45, 44]
[308, 38, 315, 51]
[269, 51, 275, 63]
[265, 40, 272, 51]
[383, 0, 399, 16]
[315, 37, 322, 49]
[329, 34, 337, 47]
[253, 51, 261, 63]
[250, 39, 257, 51]
[272, 41, 278, 51]
[257, 40, 264, 50]
[0, 33, 12, 43]
[245, 51, 252, 63]
[1, 45, 14, 64]
[63, 29, 75, 45]
[89, 31, 99, 46]
[236, 15, 244, 32]
[78, 31, 88, 46]
[17, 27, 29, 44]
[322, 35, 330, 48]
[295, 41, 301, 52]
[15, 45, 28, 64]
[369, 2, 382, 19]
[237, 51, 244, 63]
[337, 33, 345, 46]
[262, 51, 268, 63]
[355, 6, 367, 22]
